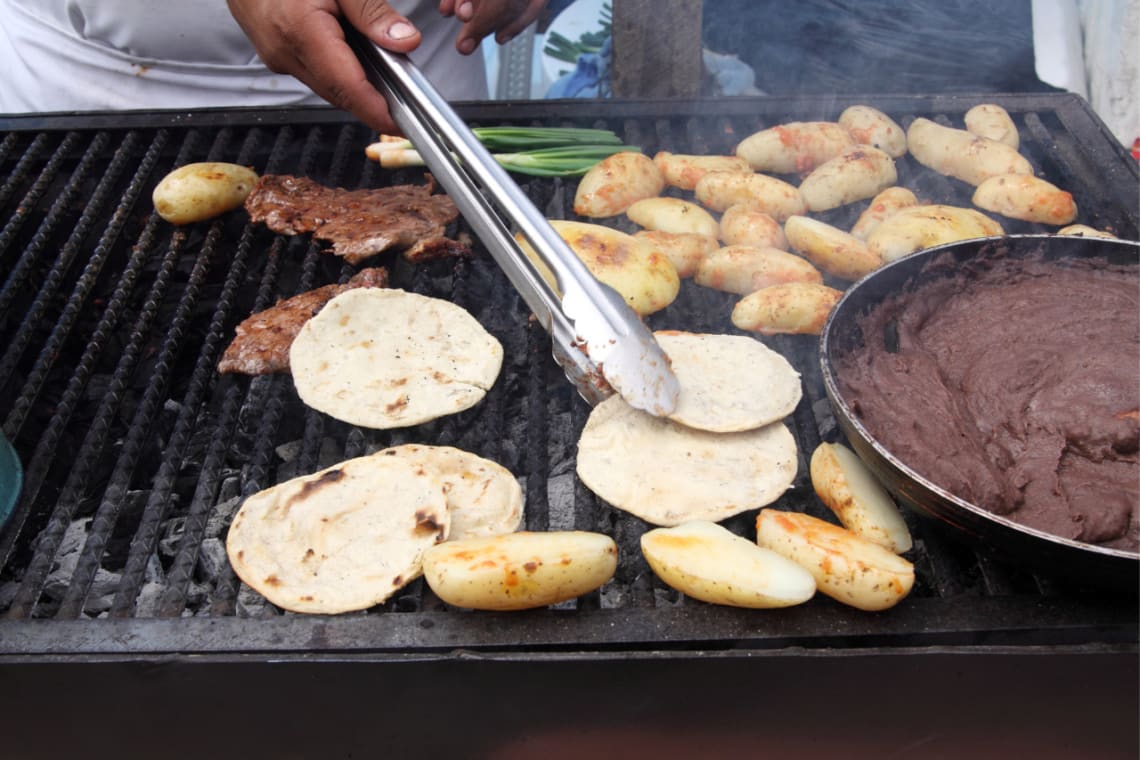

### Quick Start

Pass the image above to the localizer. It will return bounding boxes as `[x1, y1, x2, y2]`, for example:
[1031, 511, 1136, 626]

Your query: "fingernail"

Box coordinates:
[388, 21, 417, 40]
[457, 1, 474, 21]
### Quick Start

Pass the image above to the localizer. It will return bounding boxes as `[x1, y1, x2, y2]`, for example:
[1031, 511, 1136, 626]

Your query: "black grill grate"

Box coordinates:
[0, 94, 1136, 658]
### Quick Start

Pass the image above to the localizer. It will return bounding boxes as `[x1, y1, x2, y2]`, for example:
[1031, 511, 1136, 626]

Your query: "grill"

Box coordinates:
[0, 94, 1137, 666]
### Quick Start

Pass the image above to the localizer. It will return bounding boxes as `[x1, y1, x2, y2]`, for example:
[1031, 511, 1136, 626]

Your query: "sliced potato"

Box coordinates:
[731, 282, 843, 336]
[719, 204, 788, 249]
[153, 161, 258, 225]
[850, 187, 919, 240]
[784, 215, 882, 281]
[838, 105, 907, 158]
[423, 531, 618, 611]
[695, 245, 821, 295]
[1055, 224, 1118, 239]
[907, 117, 1032, 186]
[626, 197, 720, 237]
[735, 121, 856, 173]
[515, 220, 680, 316]
[756, 510, 915, 611]
[964, 104, 1019, 148]
[865, 204, 1004, 263]
[653, 151, 752, 191]
[641, 521, 816, 609]
[633, 230, 719, 278]
[798, 146, 898, 212]
[971, 174, 1078, 225]
[694, 171, 806, 221]
[573, 151, 665, 218]
[810, 443, 912, 554]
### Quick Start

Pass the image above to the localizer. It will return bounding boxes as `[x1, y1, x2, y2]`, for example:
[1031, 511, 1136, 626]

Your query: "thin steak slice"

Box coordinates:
[218, 267, 389, 375]
[244, 174, 462, 265]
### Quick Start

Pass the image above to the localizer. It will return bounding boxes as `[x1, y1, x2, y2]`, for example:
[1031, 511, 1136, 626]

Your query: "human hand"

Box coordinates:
[437, 0, 547, 55]
[227, 0, 423, 134]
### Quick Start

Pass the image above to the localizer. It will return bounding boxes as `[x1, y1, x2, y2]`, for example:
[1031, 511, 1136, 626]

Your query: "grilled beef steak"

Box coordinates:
[218, 267, 389, 375]
[244, 175, 463, 265]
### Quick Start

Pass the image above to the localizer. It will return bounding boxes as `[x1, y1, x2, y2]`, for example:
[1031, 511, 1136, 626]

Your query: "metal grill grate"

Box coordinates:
[0, 94, 1136, 658]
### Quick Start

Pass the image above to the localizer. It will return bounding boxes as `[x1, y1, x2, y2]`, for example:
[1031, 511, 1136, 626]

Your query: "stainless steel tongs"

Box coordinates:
[343, 23, 679, 416]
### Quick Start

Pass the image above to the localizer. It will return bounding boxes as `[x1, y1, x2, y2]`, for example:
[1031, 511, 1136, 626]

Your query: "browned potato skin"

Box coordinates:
[573, 152, 665, 218]
[694, 171, 806, 220]
[735, 121, 856, 173]
[850, 187, 919, 240]
[838, 105, 907, 158]
[695, 245, 822, 295]
[719, 204, 788, 249]
[798, 146, 898, 212]
[634, 230, 718, 278]
[784, 215, 882, 281]
[653, 151, 752, 191]
[964, 104, 1019, 148]
[971, 174, 1077, 225]
[907, 117, 1032, 186]
[731, 282, 843, 336]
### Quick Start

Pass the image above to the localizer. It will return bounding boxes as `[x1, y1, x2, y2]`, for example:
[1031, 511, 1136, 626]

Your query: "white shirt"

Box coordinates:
[0, 0, 487, 114]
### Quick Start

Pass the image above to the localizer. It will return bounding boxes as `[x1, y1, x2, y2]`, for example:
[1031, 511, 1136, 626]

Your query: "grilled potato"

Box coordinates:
[515, 220, 680, 316]
[756, 509, 915, 611]
[849, 187, 919, 240]
[810, 442, 912, 554]
[798, 146, 898, 212]
[838, 105, 907, 158]
[423, 531, 618, 611]
[653, 151, 752, 191]
[865, 204, 1004, 262]
[731, 282, 843, 336]
[964, 104, 1019, 148]
[695, 245, 822, 295]
[971, 174, 1078, 225]
[694, 171, 806, 221]
[153, 162, 258, 225]
[784, 215, 882, 281]
[1055, 224, 1117, 239]
[633, 230, 718, 278]
[735, 121, 856, 173]
[907, 117, 1032, 186]
[626, 197, 720, 237]
[573, 151, 665, 217]
[719, 204, 788, 249]
[641, 521, 816, 609]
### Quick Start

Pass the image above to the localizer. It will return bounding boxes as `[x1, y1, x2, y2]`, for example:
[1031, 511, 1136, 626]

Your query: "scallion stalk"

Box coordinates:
[372, 135, 640, 177]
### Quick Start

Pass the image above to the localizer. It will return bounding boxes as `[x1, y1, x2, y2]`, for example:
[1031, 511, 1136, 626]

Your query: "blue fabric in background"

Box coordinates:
[546, 36, 612, 98]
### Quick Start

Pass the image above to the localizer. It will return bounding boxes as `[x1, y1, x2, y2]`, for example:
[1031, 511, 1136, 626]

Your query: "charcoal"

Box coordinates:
[196, 537, 229, 582]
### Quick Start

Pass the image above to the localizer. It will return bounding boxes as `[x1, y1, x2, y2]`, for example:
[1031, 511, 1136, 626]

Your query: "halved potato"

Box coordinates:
[798, 146, 898, 212]
[633, 230, 718, 278]
[971, 174, 1077, 225]
[515, 220, 680, 316]
[627, 197, 720, 237]
[964, 104, 1019, 148]
[1055, 224, 1117, 239]
[731, 282, 843, 336]
[153, 162, 258, 225]
[573, 151, 665, 217]
[809, 443, 912, 554]
[719, 204, 788, 249]
[735, 121, 855, 173]
[784, 215, 882, 281]
[423, 531, 618, 611]
[907, 117, 1032, 186]
[653, 151, 752, 191]
[838, 105, 907, 158]
[849, 187, 919, 240]
[756, 510, 915, 611]
[694, 171, 805, 221]
[641, 521, 816, 609]
[865, 204, 1004, 263]
[695, 245, 821, 295]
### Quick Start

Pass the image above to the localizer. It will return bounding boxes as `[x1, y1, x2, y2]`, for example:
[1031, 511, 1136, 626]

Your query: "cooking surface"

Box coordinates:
[0, 94, 1136, 658]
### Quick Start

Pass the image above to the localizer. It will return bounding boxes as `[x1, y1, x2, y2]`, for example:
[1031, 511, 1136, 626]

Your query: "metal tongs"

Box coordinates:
[343, 24, 679, 416]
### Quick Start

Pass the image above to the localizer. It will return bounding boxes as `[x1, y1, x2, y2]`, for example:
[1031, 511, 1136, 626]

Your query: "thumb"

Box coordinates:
[341, 0, 422, 52]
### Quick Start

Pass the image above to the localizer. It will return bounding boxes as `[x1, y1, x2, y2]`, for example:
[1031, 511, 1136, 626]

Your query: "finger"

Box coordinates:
[340, 0, 422, 52]
[492, 0, 544, 44]
[437, 0, 458, 17]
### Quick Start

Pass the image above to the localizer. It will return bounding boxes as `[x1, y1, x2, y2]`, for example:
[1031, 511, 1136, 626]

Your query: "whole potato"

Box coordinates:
[573, 151, 665, 217]
[153, 162, 258, 225]
[626, 197, 720, 237]
[838, 105, 907, 158]
[653, 151, 752, 191]
[515, 220, 680, 316]
[865, 204, 1004, 262]
[784, 215, 882, 281]
[633, 230, 719, 278]
[964, 104, 1019, 148]
[423, 531, 618, 611]
[694, 171, 805, 220]
[731, 282, 843, 336]
[735, 121, 855, 173]
[849, 187, 919, 240]
[695, 245, 822, 295]
[907, 117, 1032, 186]
[798, 146, 898, 212]
[719, 204, 788, 249]
[971, 174, 1077, 225]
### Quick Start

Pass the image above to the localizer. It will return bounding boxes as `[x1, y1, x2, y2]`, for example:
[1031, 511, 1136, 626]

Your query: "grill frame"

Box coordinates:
[0, 93, 1136, 661]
